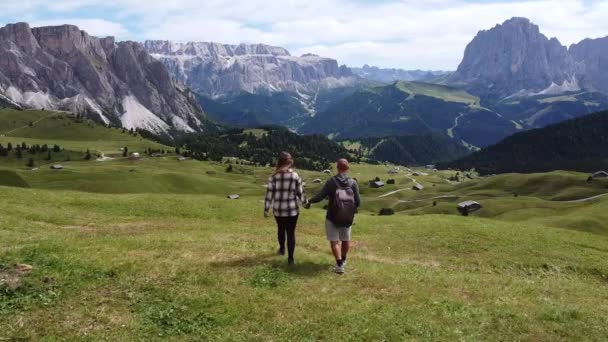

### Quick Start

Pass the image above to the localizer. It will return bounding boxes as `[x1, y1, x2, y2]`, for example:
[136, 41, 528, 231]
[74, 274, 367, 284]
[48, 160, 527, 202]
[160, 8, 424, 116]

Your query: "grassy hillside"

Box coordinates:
[0, 170, 29, 188]
[2, 108, 608, 340]
[440, 110, 608, 174]
[1, 175, 608, 340]
[0, 109, 170, 156]
[395, 81, 480, 105]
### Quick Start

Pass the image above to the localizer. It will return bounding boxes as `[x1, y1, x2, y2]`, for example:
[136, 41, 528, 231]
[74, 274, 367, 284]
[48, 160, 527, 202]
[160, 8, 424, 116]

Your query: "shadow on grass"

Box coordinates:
[209, 253, 327, 277]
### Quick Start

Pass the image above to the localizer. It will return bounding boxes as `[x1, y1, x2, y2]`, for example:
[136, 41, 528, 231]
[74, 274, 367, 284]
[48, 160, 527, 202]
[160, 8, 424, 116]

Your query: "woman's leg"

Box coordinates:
[286, 215, 299, 262]
[275, 216, 286, 254]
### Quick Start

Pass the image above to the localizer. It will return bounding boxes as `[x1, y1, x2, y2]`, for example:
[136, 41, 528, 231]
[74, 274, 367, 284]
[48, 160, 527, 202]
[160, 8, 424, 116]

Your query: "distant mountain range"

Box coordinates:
[0, 23, 215, 135]
[440, 110, 608, 175]
[2, 17, 608, 165]
[351, 65, 451, 83]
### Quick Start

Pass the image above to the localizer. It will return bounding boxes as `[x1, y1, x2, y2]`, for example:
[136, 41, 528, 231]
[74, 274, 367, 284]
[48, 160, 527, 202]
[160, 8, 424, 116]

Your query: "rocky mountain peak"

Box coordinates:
[0, 23, 211, 134]
[448, 17, 577, 99]
[570, 36, 608, 93]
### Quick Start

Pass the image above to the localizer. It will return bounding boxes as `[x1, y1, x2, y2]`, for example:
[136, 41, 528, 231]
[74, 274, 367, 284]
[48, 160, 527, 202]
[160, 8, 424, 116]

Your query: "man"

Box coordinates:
[305, 159, 361, 274]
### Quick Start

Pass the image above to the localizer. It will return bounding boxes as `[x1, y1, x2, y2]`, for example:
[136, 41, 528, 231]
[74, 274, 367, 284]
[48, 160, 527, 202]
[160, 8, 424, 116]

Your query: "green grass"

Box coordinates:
[395, 81, 480, 105]
[538, 93, 585, 104]
[0, 109, 170, 156]
[0, 170, 29, 188]
[1, 185, 607, 340]
[2, 108, 608, 339]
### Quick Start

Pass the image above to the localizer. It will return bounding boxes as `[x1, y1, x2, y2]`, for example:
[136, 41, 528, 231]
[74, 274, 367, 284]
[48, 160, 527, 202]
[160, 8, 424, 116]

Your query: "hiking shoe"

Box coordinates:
[277, 248, 285, 256]
[288, 258, 295, 266]
[333, 264, 345, 274]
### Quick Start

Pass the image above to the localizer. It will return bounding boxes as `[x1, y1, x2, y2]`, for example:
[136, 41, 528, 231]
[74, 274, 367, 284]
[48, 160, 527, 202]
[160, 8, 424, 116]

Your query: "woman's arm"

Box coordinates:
[295, 174, 305, 203]
[264, 177, 274, 215]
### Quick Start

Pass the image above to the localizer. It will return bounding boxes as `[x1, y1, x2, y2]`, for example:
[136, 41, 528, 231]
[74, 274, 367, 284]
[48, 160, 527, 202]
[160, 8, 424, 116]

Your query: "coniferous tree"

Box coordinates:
[16, 146, 23, 159]
[84, 149, 92, 160]
[123, 147, 128, 157]
[7, 142, 12, 151]
[26, 158, 35, 168]
[46, 150, 52, 161]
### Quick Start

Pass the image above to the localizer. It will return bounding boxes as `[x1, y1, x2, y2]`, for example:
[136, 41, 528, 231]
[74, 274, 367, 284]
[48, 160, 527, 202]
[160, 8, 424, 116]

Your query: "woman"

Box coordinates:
[264, 151, 305, 265]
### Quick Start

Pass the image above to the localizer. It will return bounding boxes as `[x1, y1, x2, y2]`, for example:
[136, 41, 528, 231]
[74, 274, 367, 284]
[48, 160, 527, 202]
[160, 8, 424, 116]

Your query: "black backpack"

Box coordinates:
[329, 177, 356, 227]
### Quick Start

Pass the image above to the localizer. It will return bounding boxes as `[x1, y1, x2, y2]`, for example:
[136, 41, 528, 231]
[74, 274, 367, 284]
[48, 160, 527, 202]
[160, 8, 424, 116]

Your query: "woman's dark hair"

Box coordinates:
[272, 151, 293, 176]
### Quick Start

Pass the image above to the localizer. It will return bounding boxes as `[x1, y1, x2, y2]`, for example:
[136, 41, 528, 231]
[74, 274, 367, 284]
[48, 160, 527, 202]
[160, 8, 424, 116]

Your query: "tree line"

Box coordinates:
[182, 126, 353, 171]
[439, 110, 608, 175]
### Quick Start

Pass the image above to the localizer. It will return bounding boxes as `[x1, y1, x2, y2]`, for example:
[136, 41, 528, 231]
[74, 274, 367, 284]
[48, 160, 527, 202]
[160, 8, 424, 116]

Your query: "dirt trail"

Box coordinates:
[398, 195, 459, 203]
[559, 193, 608, 203]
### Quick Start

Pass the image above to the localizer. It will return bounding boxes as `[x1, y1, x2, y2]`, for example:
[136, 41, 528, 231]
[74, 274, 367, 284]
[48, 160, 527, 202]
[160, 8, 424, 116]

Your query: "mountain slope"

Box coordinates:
[440, 110, 608, 174]
[300, 81, 519, 147]
[197, 85, 362, 129]
[342, 132, 470, 165]
[0, 23, 214, 135]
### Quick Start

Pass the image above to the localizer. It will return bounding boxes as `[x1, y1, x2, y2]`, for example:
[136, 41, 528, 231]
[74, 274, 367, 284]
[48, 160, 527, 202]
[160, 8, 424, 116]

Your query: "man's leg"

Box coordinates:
[341, 241, 350, 264]
[339, 226, 352, 266]
[330, 241, 342, 266]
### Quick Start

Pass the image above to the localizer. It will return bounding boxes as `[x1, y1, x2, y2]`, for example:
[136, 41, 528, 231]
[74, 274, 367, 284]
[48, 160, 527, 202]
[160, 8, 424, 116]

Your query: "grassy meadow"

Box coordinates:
[1, 110, 608, 340]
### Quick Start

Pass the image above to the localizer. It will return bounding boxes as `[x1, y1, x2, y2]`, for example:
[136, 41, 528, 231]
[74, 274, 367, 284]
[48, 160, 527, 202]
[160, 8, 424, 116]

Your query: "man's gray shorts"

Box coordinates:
[325, 219, 352, 241]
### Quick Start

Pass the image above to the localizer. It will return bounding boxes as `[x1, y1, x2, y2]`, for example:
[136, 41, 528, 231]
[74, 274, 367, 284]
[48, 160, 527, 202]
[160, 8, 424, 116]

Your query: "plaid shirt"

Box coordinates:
[264, 169, 305, 217]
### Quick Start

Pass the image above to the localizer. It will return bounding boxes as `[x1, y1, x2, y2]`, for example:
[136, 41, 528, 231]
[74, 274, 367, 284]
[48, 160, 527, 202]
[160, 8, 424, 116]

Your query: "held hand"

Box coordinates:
[303, 201, 311, 209]
[264, 211, 270, 218]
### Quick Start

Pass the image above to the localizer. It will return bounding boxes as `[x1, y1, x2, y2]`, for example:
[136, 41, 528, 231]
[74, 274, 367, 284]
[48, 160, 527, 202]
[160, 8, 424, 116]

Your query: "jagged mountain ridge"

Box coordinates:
[144, 40, 361, 99]
[0, 23, 211, 134]
[352, 65, 451, 83]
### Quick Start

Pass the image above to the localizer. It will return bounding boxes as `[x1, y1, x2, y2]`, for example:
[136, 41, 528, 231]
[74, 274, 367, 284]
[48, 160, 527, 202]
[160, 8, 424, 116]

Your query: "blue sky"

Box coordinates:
[1, 0, 607, 70]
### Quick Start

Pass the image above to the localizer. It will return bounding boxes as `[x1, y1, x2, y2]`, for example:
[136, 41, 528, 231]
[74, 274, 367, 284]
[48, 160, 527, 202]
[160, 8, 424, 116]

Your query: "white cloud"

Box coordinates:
[2, 0, 608, 69]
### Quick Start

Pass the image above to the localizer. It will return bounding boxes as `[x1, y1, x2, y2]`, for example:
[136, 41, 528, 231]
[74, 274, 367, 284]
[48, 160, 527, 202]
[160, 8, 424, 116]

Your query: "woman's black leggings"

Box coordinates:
[275, 215, 299, 259]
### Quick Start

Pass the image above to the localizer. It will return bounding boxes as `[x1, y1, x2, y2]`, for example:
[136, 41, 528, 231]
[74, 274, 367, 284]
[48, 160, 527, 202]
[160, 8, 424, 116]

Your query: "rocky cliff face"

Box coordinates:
[448, 18, 579, 99]
[570, 37, 608, 94]
[0, 23, 209, 134]
[143, 40, 359, 98]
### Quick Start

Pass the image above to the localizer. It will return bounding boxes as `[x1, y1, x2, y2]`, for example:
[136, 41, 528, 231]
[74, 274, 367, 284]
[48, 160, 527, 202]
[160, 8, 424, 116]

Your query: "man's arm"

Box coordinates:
[352, 180, 361, 208]
[308, 179, 331, 204]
